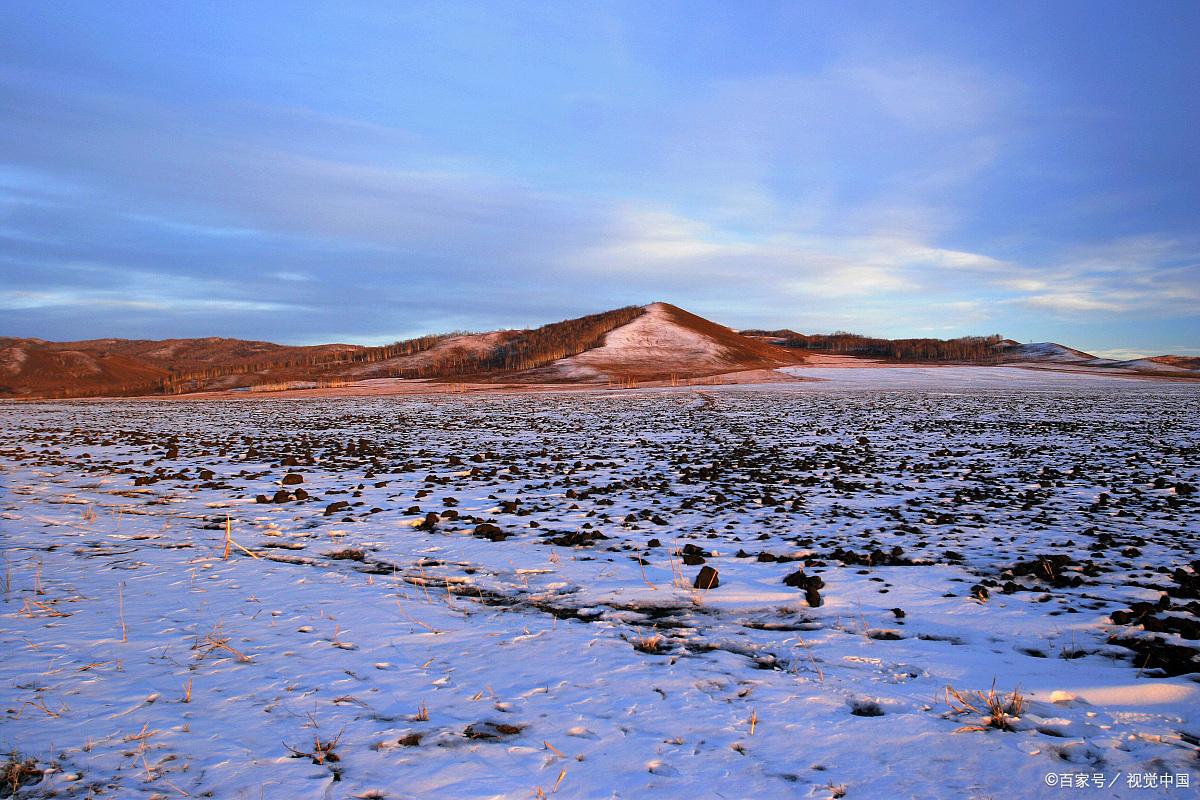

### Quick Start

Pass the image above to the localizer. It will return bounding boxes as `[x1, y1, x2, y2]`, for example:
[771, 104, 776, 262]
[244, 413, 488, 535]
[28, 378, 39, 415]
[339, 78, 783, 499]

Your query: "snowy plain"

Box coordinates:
[1, 367, 1198, 799]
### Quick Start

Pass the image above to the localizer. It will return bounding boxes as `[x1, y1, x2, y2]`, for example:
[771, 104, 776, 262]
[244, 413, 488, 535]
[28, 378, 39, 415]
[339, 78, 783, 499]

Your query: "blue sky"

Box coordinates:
[1, 1, 1197, 357]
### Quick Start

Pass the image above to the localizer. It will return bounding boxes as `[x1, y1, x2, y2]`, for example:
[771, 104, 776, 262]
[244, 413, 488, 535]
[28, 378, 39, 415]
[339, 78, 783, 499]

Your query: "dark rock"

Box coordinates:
[464, 721, 525, 740]
[546, 530, 609, 547]
[1107, 635, 1200, 677]
[327, 549, 366, 561]
[783, 570, 824, 591]
[694, 566, 720, 590]
[473, 523, 509, 541]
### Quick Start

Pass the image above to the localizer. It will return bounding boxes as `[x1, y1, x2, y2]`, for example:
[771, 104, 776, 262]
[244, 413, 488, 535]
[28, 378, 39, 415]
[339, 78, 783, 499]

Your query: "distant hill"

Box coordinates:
[994, 340, 1098, 363]
[0, 336, 365, 398]
[3, 304, 1195, 398]
[740, 329, 1199, 379]
[1, 304, 803, 397]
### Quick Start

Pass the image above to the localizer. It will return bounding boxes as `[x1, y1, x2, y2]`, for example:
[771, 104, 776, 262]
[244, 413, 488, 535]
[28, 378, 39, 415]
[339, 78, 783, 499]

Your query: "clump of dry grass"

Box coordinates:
[18, 598, 70, 619]
[192, 623, 253, 663]
[945, 680, 1025, 732]
[631, 633, 667, 654]
[285, 729, 344, 767]
[2, 752, 41, 798]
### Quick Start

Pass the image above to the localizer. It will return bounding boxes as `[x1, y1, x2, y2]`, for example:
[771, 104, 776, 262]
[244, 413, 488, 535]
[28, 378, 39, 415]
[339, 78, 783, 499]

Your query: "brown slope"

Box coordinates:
[659, 303, 804, 363]
[0, 340, 171, 398]
[0, 336, 366, 398]
[1148, 355, 1200, 372]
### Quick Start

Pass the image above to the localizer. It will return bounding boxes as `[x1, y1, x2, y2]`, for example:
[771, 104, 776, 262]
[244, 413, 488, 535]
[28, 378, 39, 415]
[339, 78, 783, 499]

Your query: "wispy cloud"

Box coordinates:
[999, 236, 1200, 317]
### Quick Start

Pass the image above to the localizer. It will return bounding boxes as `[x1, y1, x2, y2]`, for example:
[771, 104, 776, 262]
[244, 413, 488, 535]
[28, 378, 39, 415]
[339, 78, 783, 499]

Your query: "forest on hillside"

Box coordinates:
[386, 306, 647, 378]
[131, 306, 649, 395]
[743, 330, 1007, 362]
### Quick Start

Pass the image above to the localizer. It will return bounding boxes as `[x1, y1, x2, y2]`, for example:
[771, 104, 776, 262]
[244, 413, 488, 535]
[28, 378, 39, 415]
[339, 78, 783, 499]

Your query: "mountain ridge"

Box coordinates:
[2, 303, 1196, 398]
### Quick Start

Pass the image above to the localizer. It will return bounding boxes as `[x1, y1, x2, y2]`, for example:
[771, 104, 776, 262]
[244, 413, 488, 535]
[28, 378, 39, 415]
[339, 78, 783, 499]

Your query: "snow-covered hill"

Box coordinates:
[522, 302, 802, 382]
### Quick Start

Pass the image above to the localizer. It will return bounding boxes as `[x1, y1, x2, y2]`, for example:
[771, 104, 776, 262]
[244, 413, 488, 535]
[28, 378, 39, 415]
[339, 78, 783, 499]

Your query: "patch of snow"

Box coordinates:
[543, 303, 731, 379]
[1004, 342, 1097, 363]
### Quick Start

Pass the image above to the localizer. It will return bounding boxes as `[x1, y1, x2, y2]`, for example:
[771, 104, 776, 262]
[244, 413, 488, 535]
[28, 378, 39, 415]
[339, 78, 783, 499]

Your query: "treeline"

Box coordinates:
[156, 332, 459, 394]
[494, 305, 644, 371]
[744, 330, 1006, 362]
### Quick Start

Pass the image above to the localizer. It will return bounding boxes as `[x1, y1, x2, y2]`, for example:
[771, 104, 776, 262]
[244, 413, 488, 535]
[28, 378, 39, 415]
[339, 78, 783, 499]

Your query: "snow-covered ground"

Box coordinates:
[2, 370, 1198, 798]
[777, 365, 1163, 388]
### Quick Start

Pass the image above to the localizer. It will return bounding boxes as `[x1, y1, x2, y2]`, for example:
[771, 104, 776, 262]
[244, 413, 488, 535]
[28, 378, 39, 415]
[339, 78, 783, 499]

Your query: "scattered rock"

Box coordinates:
[473, 523, 509, 541]
[463, 721, 525, 740]
[694, 566, 720, 589]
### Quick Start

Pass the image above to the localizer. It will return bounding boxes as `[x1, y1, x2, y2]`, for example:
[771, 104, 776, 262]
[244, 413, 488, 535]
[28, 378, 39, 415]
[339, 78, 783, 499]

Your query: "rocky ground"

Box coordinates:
[1, 368, 1197, 798]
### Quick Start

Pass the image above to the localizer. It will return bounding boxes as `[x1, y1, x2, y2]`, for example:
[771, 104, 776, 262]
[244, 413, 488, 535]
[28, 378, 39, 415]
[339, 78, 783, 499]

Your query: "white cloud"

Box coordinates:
[0, 288, 303, 314]
[999, 235, 1200, 318]
[1020, 293, 1125, 313]
[1089, 348, 1153, 360]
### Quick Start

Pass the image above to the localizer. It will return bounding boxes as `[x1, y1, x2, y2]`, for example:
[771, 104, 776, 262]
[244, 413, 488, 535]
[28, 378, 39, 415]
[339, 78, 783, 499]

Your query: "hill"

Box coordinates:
[4, 304, 1196, 398]
[1, 304, 805, 398]
[520, 303, 802, 383]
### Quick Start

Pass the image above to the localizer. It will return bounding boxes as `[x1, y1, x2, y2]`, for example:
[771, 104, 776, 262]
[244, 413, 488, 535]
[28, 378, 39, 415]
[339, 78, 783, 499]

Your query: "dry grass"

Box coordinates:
[3, 752, 41, 798]
[117, 580, 127, 642]
[285, 730, 344, 765]
[945, 680, 1025, 732]
[18, 598, 70, 618]
[13, 691, 68, 720]
[793, 633, 825, 682]
[222, 516, 260, 560]
[192, 623, 253, 663]
[631, 633, 667, 654]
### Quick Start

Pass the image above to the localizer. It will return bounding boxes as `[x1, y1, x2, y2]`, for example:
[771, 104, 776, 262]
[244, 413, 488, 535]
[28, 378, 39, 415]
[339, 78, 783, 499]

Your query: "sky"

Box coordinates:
[1, 1, 1198, 357]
